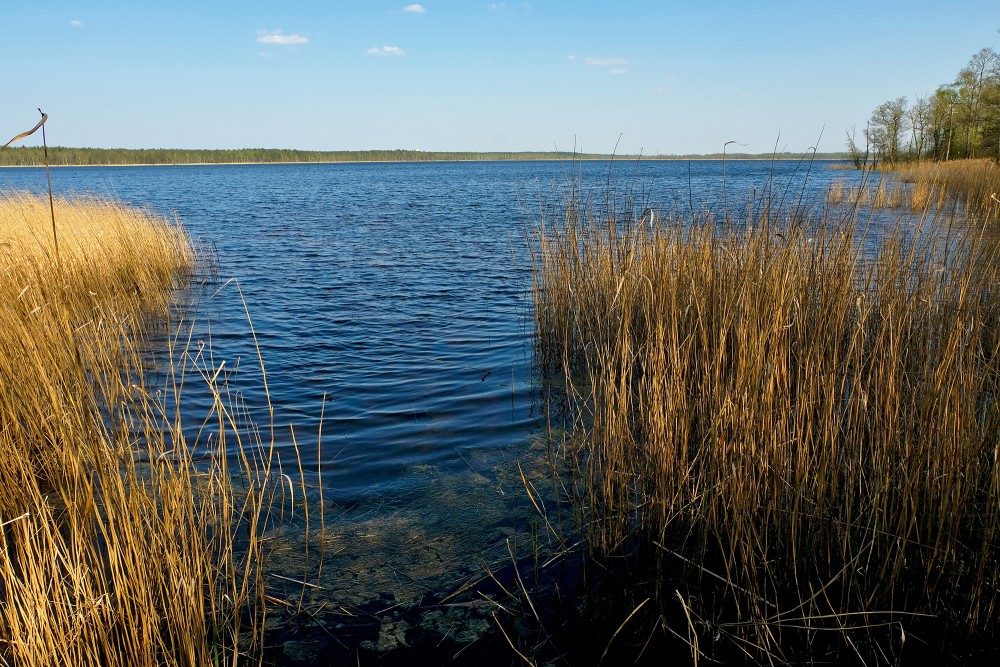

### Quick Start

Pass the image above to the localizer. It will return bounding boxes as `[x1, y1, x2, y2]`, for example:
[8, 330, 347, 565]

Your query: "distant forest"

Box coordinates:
[0, 146, 849, 167]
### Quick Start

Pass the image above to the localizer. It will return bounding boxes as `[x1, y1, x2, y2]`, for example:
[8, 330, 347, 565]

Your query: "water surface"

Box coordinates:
[1, 159, 864, 624]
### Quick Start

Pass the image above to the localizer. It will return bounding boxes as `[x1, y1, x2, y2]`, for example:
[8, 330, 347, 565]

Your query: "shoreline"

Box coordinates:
[0, 156, 851, 168]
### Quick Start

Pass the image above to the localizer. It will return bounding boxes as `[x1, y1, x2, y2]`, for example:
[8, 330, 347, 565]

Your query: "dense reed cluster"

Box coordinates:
[532, 179, 1000, 662]
[896, 158, 1000, 218]
[827, 159, 1000, 222]
[0, 193, 279, 666]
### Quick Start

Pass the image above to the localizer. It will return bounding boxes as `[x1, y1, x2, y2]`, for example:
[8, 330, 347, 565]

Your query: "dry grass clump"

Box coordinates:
[829, 173, 955, 215]
[533, 190, 1000, 661]
[0, 192, 279, 666]
[870, 176, 902, 209]
[825, 178, 845, 205]
[896, 158, 1000, 218]
[833, 175, 917, 212]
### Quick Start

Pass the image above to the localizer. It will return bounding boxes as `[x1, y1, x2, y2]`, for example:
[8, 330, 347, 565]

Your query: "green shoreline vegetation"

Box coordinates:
[0, 146, 849, 167]
[4, 160, 999, 666]
[852, 47, 1000, 165]
[2, 37, 998, 667]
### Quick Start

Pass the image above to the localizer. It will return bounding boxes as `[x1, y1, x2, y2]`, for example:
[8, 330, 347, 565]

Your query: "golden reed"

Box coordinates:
[0, 193, 286, 666]
[533, 182, 1000, 661]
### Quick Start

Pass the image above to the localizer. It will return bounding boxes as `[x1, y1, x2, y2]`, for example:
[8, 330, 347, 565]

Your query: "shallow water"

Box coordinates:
[1, 159, 868, 656]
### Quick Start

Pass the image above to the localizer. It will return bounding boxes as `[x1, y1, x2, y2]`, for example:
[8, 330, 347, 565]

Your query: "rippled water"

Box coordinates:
[0, 159, 858, 501]
[2, 160, 864, 634]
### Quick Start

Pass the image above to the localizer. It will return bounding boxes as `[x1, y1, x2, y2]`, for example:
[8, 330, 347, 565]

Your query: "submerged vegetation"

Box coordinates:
[531, 165, 1000, 663]
[4, 101, 1000, 664]
[0, 193, 288, 665]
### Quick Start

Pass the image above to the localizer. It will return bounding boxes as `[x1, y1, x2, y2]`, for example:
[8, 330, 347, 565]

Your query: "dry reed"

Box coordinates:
[896, 158, 1000, 219]
[825, 178, 844, 205]
[0, 192, 284, 666]
[532, 182, 1000, 661]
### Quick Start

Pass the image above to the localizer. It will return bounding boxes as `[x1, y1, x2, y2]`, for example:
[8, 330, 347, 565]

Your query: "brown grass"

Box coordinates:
[895, 158, 1000, 218]
[825, 178, 845, 205]
[827, 169, 968, 215]
[532, 185, 1000, 661]
[0, 192, 284, 665]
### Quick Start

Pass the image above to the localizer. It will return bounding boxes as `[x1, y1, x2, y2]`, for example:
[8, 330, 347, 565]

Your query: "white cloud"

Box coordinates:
[404, 4, 427, 12]
[487, 3, 506, 9]
[368, 45, 406, 56]
[567, 55, 576, 61]
[610, 68, 627, 75]
[69, 19, 83, 27]
[584, 57, 628, 67]
[257, 31, 308, 45]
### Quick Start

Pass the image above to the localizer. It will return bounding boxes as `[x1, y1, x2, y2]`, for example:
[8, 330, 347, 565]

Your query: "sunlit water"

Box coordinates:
[1, 159, 869, 644]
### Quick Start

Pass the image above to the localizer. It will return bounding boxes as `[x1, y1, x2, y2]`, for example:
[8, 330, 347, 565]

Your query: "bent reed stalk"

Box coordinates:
[0, 192, 285, 666]
[532, 179, 1000, 661]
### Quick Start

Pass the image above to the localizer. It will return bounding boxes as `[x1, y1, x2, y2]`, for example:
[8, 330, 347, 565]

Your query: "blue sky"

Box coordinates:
[1, 1, 997, 154]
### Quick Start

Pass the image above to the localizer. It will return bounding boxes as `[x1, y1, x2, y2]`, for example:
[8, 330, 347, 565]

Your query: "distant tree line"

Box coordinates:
[0, 146, 849, 168]
[0, 147, 616, 167]
[850, 47, 1000, 165]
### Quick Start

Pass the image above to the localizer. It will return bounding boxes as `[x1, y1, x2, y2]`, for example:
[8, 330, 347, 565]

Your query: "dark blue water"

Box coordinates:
[1, 159, 859, 506]
[4, 158, 872, 613]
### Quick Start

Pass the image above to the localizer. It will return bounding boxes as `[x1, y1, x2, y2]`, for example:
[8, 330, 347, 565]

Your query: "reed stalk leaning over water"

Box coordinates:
[2, 111, 59, 264]
[532, 181, 1000, 661]
[0, 192, 286, 666]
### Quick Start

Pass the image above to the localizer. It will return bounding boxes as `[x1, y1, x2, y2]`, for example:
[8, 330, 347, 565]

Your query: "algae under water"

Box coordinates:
[1, 159, 869, 663]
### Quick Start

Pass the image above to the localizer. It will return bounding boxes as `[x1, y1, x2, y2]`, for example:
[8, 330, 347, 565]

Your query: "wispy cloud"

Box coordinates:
[610, 68, 627, 75]
[404, 4, 427, 13]
[584, 57, 628, 67]
[367, 45, 406, 57]
[567, 55, 576, 61]
[68, 19, 83, 27]
[256, 30, 308, 45]
[487, 2, 506, 9]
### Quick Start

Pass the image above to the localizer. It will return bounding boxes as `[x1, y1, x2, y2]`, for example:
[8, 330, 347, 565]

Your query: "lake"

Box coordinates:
[0, 158, 864, 656]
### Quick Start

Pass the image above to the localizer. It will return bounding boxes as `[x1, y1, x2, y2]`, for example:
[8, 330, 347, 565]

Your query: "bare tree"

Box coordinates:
[908, 95, 930, 161]
[866, 96, 909, 164]
[845, 125, 868, 168]
[929, 85, 961, 159]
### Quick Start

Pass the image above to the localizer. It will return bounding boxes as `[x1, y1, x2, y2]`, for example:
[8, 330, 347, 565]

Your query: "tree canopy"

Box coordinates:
[856, 46, 1000, 163]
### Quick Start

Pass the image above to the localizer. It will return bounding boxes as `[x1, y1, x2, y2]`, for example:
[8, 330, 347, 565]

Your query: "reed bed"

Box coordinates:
[0, 192, 280, 666]
[825, 178, 845, 206]
[532, 188, 1000, 662]
[895, 158, 1000, 219]
[828, 174, 934, 213]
